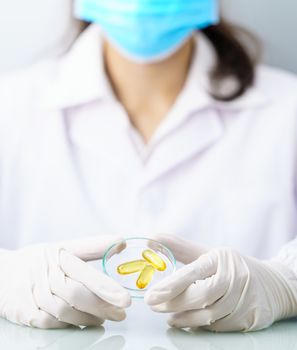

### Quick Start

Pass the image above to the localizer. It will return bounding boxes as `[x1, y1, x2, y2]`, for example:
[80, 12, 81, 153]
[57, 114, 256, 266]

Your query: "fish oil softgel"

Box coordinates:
[117, 249, 167, 289]
[117, 260, 147, 275]
[136, 265, 156, 289]
[142, 249, 167, 271]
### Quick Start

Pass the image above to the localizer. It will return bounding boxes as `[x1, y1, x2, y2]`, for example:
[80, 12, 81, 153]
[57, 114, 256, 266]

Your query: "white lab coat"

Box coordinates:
[1, 25, 297, 263]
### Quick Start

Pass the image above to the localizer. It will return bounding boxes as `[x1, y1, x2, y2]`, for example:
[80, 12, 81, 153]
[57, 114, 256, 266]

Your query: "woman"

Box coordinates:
[0, 0, 297, 331]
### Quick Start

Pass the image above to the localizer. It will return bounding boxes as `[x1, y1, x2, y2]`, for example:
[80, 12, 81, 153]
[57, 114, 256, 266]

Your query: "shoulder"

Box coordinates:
[251, 64, 297, 130]
[0, 58, 63, 157]
[250, 65, 297, 144]
[0, 59, 58, 112]
[0, 58, 61, 136]
[255, 64, 297, 103]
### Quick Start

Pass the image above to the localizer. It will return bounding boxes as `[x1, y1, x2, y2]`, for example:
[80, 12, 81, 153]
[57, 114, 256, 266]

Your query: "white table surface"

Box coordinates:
[1, 300, 297, 350]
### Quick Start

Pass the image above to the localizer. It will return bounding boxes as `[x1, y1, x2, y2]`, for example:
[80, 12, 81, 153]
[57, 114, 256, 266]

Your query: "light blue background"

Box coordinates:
[223, 0, 297, 73]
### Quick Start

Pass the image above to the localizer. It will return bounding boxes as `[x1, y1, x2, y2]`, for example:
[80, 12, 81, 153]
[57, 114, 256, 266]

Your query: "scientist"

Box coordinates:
[1, 0, 297, 332]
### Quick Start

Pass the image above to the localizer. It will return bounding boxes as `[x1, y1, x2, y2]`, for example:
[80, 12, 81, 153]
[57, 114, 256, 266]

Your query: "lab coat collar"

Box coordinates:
[44, 24, 268, 111]
[44, 25, 114, 108]
[143, 108, 224, 186]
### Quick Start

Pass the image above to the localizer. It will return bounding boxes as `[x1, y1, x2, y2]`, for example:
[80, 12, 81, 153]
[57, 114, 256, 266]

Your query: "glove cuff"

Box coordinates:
[264, 260, 297, 321]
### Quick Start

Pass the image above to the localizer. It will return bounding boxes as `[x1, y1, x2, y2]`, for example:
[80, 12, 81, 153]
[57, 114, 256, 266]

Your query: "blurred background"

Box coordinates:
[0, 0, 296, 74]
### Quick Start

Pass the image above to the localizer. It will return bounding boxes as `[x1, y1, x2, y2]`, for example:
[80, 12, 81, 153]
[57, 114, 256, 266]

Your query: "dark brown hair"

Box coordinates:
[201, 20, 260, 101]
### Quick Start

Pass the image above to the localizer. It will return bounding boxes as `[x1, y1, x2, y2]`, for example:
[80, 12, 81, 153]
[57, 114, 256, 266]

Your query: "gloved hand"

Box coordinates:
[145, 235, 297, 332]
[0, 236, 131, 329]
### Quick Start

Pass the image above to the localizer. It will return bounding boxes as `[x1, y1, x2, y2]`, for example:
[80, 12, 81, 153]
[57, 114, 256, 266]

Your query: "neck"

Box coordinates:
[103, 38, 195, 143]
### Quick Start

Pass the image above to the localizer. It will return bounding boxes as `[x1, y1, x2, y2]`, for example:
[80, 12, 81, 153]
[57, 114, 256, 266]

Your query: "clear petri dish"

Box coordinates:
[102, 237, 176, 298]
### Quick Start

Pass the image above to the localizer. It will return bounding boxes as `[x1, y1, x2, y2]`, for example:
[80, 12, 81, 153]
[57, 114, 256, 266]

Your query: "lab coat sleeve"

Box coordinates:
[0, 73, 15, 157]
[0, 69, 31, 162]
[0, 62, 52, 180]
[0, 65, 49, 249]
[0, 72, 16, 213]
[0, 61, 53, 148]
[0, 72, 20, 249]
[274, 238, 297, 277]
[273, 88, 297, 278]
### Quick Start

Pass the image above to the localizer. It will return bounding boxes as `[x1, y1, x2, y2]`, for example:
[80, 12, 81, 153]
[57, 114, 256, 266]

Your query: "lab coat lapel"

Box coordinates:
[68, 102, 144, 177]
[143, 108, 224, 185]
[43, 24, 144, 177]
[140, 34, 224, 185]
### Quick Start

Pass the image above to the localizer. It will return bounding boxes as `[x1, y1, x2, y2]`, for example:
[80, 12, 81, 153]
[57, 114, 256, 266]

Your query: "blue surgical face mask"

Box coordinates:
[74, 0, 219, 63]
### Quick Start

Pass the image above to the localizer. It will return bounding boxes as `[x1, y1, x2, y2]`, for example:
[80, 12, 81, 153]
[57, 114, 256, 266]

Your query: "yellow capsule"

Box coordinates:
[142, 249, 167, 271]
[136, 265, 155, 289]
[117, 260, 147, 275]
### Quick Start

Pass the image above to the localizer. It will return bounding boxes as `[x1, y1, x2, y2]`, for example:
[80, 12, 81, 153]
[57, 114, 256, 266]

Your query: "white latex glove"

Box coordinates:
[145, 235, 297, 332]
[0, 236, 131, 329]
